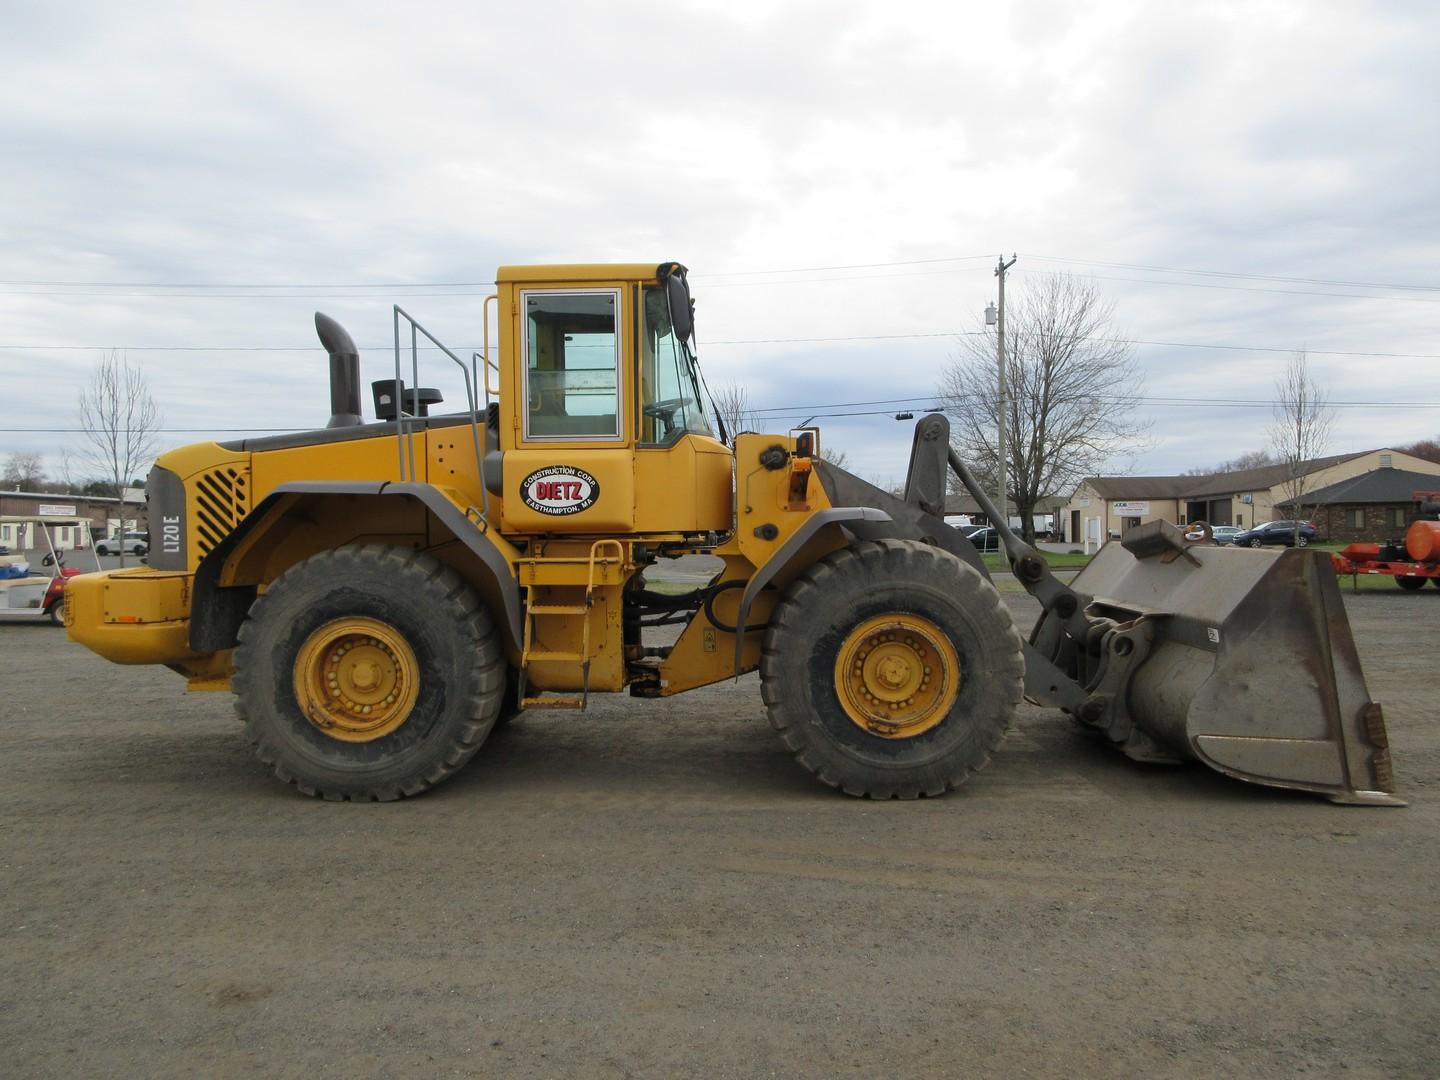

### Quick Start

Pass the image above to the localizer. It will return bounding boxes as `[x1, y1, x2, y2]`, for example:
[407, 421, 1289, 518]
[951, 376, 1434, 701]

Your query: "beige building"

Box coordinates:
[1062, 448, 1440, 544]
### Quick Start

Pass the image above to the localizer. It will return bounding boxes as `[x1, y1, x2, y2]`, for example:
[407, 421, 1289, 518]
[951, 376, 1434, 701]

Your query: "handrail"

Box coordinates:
[392, 305, 490, 526]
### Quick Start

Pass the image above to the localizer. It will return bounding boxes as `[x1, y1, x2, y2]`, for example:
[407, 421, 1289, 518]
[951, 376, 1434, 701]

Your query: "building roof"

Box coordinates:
[0, 488, 144, 503]
[1283, 468, 1440, 507]
[1083, 475, 1192, 500]
[943, 494, 1067, 515]
[1179, 451, 1364, 497]
[1078, 450, 1372, 502]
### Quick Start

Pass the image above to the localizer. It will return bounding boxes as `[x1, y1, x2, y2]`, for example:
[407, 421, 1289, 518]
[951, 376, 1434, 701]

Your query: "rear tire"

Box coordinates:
[46, 600, 63, 626]
[1397, 575, 1427, 590]
[233, 544, 506, 800]
[760, 539, 1024, 799]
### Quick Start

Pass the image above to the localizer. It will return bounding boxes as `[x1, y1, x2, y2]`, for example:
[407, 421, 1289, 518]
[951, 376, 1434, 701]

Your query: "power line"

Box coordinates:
[1015, 269, 1440, 305]
[1021, 253, 1440, 292]
[0, 289, 494, 299]
[6, 391, 1439, 437]
[701, 334, 1440, 359]
[6, 333, 1436, 359]
[0, 279, 493, 289]
[5, 250, 1435, 291]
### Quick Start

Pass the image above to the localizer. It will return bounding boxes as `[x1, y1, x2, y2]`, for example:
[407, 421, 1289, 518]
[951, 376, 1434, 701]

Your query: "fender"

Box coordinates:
[733, 507, 893, 673]
[190, 481, 521, 652]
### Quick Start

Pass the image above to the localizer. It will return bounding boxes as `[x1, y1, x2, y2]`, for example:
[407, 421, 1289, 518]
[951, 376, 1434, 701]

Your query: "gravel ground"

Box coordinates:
[1, 587, 1437, 1078]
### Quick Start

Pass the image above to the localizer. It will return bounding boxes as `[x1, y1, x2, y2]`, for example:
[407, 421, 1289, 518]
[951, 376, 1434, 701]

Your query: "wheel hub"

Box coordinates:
[834, 614, 962, 739]
[293, 617, 420, 742]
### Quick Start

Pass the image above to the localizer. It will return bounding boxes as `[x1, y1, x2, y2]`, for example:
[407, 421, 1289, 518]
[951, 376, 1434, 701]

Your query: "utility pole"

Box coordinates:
[994, 254, 1016, 529]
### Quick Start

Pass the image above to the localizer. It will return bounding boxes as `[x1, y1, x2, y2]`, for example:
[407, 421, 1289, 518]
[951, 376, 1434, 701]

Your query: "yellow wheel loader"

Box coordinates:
[66, 262, 1400, 805]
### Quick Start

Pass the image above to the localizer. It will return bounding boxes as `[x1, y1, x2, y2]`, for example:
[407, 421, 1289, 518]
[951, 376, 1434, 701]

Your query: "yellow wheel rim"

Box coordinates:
[834, 613, 961, 739]
[293, 617, 420, 742]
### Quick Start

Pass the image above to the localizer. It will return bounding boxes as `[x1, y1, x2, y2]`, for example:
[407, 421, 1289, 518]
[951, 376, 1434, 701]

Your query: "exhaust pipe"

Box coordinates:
[315, 312, 363, 428]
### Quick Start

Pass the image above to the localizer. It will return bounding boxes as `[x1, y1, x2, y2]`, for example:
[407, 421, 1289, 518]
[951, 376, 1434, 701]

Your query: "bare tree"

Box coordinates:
[77, 352, 162, 567]
[818, 447, 849, 471]
[938, 274, 1147, 542]
[712, 381, 758, 442]
[1268, 350, 1334, 525]
[1399, 435, 1440, 465]
[2, 451, 45, 490]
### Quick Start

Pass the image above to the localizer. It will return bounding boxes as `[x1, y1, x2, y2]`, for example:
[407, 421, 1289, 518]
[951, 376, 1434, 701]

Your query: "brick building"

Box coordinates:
[1281, 468, 1440, 545]
[0, 489, 147, 551]
[1062, 448, 1440, 545]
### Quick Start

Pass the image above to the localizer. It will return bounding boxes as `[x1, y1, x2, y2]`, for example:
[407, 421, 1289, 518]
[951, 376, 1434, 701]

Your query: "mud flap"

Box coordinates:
[1035, 522, 1403, 806]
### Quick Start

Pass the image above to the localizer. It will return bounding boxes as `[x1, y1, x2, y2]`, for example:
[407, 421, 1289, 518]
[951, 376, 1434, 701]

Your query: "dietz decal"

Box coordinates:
[520, 466, 600, 516]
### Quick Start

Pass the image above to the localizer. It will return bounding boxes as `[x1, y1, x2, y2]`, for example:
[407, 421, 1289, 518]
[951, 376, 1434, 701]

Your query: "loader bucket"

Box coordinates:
[1037, 523, 1402, 805]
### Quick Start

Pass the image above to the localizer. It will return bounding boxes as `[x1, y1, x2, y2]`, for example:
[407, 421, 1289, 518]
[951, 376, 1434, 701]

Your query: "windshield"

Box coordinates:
[640, 286, 718, 443]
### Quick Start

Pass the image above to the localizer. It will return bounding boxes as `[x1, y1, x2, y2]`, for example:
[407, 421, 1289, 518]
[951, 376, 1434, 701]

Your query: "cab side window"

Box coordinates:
[523, 290, 621, 440]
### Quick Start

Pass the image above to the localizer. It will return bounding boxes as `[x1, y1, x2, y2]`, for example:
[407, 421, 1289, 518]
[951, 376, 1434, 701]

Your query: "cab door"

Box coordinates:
[500, 284, 637, 534]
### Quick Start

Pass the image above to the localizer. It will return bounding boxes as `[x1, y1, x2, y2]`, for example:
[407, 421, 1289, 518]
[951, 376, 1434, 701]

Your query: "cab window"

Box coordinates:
[523, 289, 621, 440]
[639, 286, 715, 444]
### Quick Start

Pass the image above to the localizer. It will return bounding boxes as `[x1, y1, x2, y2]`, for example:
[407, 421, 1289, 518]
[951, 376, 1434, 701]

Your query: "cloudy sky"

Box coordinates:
[2, 0, 1436, 488]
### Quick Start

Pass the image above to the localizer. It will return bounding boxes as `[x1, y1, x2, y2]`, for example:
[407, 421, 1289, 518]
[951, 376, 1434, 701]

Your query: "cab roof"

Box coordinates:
[496, 263, 666, 284]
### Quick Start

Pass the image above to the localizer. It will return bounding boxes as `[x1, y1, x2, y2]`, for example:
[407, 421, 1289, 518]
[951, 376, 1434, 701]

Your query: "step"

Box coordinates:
[521, 695, 585, 710]
[526, 604, 589, 616]
[524, 649, 584, 663]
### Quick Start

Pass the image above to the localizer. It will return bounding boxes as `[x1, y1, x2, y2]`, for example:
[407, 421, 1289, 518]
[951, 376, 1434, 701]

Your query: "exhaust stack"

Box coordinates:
[315, 312, 363, 428]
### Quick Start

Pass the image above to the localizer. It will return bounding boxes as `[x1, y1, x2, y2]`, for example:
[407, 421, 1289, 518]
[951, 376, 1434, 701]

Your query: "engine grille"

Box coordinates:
[193, 466, 249, 558]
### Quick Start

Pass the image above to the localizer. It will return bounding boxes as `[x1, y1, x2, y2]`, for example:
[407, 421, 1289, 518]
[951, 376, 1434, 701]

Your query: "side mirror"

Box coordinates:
[662, 264, 694, 341]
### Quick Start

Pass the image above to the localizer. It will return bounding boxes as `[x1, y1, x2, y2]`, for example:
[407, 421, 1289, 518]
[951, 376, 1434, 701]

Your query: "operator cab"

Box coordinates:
[496, 262, 732, 536]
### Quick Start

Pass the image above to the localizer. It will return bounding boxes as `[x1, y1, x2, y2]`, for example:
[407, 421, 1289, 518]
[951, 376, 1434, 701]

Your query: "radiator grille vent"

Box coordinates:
[193, 467, 249, 558]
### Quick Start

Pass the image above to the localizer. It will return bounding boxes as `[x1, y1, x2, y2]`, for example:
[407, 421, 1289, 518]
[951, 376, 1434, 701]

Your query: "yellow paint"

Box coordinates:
[292, 617, 420, 742]
[833, 614, 961, 739]
[66, 568, 197, 665]
[633, 436, 734, 533]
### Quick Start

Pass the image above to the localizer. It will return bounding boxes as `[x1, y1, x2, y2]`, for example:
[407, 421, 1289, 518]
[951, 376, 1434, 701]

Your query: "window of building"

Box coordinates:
[522, 290, 622, 440]
[1391, 507, 1407, 528]
[1379, 453, 1393, 468]
[1349, 508, 1365, 529]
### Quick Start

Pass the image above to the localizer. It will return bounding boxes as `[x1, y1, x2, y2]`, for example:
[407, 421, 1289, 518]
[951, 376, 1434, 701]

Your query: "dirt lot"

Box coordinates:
[2, 588, 1438, 1078]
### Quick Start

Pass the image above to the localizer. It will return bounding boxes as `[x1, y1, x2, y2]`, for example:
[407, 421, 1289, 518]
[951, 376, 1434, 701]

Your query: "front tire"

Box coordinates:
[1249, 539, 1263, 548]
[233, 544, 506, 800]
[760, 540, 1024, 799]
[1397, 575, 1427, 591]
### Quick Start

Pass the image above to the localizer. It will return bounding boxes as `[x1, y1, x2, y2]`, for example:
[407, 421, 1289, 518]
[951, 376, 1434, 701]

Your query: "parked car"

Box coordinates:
[963, 526, 1003, 553]
[1210, 525, 1244, 546]
[96, 531, 148, 556]
[1231, 520, 1317, 548]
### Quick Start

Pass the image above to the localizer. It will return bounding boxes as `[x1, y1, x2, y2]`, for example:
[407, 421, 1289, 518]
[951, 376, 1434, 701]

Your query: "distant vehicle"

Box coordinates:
[0, 516, 98, 624]
[1231, 520, 1317, 548]
[964, 527, 1003, 553]
[96, 531, 148, 556]
[1210, 525, 1244, 546]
